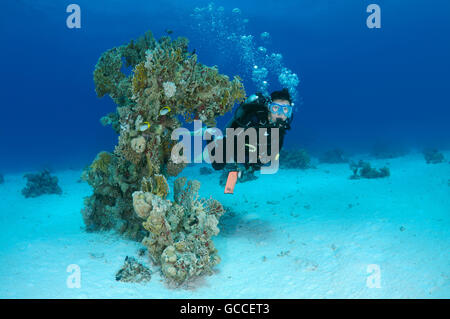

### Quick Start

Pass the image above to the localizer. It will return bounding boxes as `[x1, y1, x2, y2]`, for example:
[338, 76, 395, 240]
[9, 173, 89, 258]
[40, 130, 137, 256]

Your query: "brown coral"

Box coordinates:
[134, 177, 223, 285]
[141, 174, 170, 199]
[89, 151, 112, 175]
[131, 62, 147, 97]
[165, 159, 186, 177]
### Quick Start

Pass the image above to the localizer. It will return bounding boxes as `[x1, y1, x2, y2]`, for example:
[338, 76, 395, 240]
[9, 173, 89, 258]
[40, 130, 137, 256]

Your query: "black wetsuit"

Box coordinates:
[210, 94, 291, 171]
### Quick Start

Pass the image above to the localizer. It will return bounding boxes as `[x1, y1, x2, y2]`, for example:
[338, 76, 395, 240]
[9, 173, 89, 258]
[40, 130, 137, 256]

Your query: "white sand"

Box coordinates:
[0, 151, 448, 298]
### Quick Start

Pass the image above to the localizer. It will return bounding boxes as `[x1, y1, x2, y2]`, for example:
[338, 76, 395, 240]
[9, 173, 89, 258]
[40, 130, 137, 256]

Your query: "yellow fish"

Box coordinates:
[139, 121, 151, 131]
[159, 107, 171, 116]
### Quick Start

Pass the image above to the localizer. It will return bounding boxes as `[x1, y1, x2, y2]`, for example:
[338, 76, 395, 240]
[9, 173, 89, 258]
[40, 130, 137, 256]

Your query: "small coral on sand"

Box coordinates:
[349, 160, 390, 179]
[423, 149, 445, 164]
[115, 256, 152, 283]
[21, 170, 62, 198]
[280, 148, 313, 169]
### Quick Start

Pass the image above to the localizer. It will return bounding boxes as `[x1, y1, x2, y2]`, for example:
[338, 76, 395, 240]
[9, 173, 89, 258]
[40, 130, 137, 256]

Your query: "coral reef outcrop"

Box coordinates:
[83, 31, 244, 283]
[349, 160, 390, 179]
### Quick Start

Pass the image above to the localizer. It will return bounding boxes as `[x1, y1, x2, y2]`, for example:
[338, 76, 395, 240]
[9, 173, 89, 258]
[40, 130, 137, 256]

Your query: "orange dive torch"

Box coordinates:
[224, 171, 239, 194]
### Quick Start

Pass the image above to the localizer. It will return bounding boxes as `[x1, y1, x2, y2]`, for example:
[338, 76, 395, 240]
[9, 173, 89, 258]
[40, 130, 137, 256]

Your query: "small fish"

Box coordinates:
[139, 121, 151, 131]
[159, 107, 171, 116]
[165, 29, 173, 35]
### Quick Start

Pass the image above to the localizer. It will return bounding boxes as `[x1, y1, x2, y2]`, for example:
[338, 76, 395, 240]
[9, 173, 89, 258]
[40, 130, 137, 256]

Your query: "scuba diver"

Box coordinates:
[208, 88, 294, 193]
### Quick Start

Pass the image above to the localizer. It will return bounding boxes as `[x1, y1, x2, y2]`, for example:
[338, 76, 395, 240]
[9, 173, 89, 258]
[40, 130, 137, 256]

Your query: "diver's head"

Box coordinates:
[268, 88, 293, 124]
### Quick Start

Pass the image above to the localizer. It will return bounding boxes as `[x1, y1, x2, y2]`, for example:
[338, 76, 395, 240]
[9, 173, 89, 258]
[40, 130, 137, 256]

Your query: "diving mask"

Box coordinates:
[268, 102, 293, 118]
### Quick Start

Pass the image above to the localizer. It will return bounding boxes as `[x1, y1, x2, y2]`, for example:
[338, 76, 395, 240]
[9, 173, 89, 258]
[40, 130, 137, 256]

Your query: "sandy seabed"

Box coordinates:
[0, 151, 448, 298]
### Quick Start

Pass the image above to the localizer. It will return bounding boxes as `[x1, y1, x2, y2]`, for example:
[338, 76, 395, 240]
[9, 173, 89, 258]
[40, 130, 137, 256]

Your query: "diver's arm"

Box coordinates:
[210, 135, 242, 171]
[210, 105, 256, 170]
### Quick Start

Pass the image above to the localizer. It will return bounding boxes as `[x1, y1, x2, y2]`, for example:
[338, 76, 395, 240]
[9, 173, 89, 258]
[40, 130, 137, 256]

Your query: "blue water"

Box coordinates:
[0, 0, 449, 299]
[2, 0, 449, 171]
